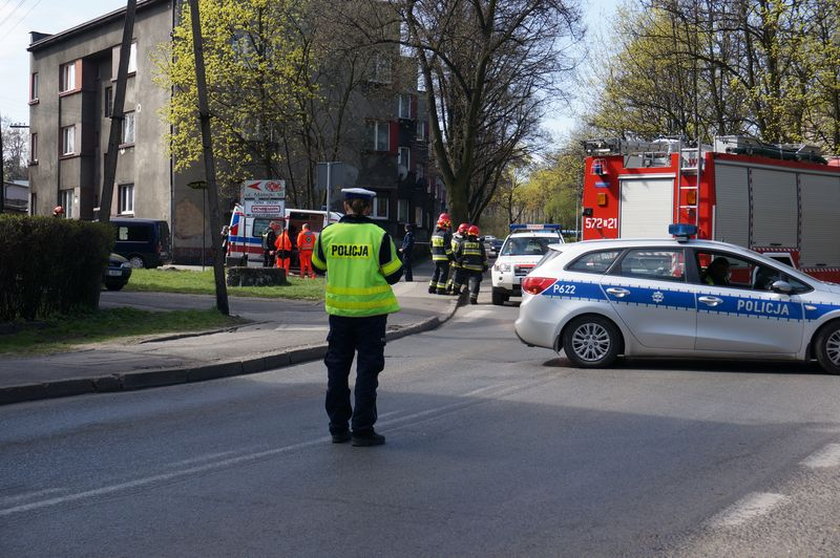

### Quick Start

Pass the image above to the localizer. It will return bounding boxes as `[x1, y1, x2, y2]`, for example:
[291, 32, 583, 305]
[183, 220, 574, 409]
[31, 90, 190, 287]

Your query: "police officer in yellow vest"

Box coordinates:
[311, 188, 403, 447]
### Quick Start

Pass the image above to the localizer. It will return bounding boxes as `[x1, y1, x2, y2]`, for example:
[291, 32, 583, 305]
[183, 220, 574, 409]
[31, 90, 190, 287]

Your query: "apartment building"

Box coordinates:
[28, 0, 445, 263]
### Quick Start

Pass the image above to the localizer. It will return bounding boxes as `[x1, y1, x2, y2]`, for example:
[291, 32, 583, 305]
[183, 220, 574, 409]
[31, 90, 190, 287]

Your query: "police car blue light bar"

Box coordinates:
[668, 223, 697, 241]
[509, 224, 562, 232]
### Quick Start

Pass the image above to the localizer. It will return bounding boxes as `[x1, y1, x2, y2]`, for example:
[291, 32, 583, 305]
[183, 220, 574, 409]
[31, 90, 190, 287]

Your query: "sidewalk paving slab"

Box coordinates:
[0, 268, 465, 406]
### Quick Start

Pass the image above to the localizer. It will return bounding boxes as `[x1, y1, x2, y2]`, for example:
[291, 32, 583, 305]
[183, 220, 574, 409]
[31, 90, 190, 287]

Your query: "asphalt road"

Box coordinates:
[2, 302, 840, 556]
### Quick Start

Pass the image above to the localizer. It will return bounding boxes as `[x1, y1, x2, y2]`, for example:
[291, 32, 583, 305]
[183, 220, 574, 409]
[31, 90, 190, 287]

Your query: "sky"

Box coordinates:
[0, 0, 618, 136]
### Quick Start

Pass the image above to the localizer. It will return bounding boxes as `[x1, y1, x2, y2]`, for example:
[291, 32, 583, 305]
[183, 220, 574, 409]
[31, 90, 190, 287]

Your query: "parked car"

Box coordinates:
[111, 218, 172, 268]
[483, 236, 503, 258]
[491, 225, 564, 305]
[514, 224, 840, 374]
[103, 253, 132, 291]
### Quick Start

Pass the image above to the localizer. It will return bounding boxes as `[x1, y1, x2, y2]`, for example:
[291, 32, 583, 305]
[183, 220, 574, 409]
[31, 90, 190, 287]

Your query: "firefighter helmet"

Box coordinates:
[468, 225, 480, 236]
[457, 223, 469, 234]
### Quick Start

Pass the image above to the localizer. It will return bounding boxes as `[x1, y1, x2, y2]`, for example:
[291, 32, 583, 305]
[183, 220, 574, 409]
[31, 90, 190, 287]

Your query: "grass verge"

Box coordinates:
[0, 307, 247, 355]
[126, 268, 325, 300]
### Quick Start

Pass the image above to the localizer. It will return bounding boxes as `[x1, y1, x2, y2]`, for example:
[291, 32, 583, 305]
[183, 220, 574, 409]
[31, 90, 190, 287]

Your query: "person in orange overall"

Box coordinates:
[296, 223, 317, 278]
[274, 219, 293, 276]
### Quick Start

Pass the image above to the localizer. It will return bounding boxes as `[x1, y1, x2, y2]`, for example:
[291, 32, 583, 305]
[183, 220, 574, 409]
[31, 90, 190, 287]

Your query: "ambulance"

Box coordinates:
[226, 206, 342, 267]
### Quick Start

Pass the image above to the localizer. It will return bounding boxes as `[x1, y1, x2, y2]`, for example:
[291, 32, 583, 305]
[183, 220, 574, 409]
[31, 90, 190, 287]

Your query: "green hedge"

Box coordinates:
[0, 215, 113, 321]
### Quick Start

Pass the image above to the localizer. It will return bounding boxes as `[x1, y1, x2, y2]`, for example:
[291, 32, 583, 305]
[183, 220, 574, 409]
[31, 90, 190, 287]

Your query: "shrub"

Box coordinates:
[0, 215, 113, 321]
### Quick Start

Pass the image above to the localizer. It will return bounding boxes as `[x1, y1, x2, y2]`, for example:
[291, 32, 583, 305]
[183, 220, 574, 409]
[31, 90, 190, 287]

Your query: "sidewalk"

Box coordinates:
[0, 264, 461, 406]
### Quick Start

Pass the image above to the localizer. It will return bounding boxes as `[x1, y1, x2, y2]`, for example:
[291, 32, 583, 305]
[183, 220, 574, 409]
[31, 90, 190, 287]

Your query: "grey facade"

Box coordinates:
[28, 0, 444, 263]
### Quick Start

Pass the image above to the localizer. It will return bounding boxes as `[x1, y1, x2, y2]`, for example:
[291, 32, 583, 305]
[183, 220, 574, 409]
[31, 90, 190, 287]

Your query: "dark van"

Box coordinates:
[111, 218, 172, 268]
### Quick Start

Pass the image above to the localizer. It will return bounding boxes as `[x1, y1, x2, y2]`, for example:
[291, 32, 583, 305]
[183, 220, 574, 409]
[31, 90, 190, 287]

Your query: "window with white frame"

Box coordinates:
[60, 62, 76, 92]
[370, 53, 392, 83]
[397, 199, 409, 223]
[59, 189, 73, 218]
[30, 72, 39, 101]
[398, 146, 410, 168]
[414, 207, 423, 227]
[398, 94, 413, 119]
[367, 121, 389, 151]
[30, 133, 38, 163]
[128, 42, 138, 73]
[121, 112, 135, 144]
[372, 195, 388, 219]
[118, 183, 135, 214]
[417, 120, 426, 141]
[61, 125, 75, 155]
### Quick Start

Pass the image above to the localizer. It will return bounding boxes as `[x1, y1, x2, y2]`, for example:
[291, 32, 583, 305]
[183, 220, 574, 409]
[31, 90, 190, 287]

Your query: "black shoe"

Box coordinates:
[351, 430, 386, 447]
[331, 430, 351, 444]
[428, 287, 436, 294]
[469, 298, 478, 304]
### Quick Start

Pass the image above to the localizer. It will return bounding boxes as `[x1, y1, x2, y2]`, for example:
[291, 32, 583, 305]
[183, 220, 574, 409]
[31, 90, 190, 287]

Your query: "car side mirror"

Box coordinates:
[770, 280, 793, 295]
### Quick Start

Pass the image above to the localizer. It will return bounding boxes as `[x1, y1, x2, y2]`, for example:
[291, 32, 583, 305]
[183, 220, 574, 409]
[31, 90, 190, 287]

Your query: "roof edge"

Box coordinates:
[28, 0, 170, 52]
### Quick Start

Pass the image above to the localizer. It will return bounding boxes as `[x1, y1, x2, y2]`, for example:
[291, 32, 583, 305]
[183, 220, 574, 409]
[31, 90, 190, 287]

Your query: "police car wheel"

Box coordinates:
[815, 321, 840, 375]
[492, 290, 507, 306]
[561, 315, 621, 368]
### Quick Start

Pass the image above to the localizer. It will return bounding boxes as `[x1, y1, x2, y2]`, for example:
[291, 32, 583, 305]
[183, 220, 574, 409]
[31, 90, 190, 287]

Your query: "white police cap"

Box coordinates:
[341, 187, 376, 200]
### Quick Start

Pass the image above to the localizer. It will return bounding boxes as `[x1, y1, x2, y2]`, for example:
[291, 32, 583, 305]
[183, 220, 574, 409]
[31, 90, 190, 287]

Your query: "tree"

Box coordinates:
[1, 116, 28, 182]
[344, 0, 584, 226]
[155, 0, 311, 200]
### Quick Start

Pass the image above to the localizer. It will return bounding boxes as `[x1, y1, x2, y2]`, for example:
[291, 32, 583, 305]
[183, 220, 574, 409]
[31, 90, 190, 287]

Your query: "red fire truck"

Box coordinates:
[581, 136, 840, 282]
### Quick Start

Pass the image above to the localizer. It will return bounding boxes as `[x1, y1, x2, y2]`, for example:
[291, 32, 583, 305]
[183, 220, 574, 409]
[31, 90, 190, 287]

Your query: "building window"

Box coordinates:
[105, 86, 113, 117]
[372, 195, 388, 219]
[30, 133, 38, 163]
[30, 73, 39, 101]
[369, 53, 392, 83]
[417, 120, 426, 141]
[415, 207, 423, 227]
[118, 183, 135, 214]
[128, 42, 138, 73]
[398, 94, 413, 119]
[121, 112, 135, 145]
[416, 163, 425, 181]
[398, 146, 410, 169]
[61, 125, 75, 155]
[397, 199, 409, 223]
[367, 121, 389, 151]
[59, 189, 74, 218]
[60, 62, 76, 92]
[112, 42, 138, 78]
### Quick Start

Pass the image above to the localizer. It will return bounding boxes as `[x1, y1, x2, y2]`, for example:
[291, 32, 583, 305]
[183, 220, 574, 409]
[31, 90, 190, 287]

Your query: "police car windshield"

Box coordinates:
[502, 236, 554, 256]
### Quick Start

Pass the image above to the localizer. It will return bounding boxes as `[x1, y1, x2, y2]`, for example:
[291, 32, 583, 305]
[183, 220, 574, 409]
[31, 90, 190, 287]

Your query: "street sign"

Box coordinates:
[241, 180, 285, 217]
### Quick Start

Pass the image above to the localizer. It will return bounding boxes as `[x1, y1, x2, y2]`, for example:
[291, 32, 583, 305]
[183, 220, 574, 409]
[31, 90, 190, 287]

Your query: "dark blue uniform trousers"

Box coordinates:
[325, 314, 387, 434]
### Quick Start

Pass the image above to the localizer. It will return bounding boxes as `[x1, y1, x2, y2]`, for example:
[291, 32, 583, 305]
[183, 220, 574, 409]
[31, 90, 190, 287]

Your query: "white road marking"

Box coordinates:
[801, 443, 840, 469]
[0, 381, 540, 518]
[166, 451, 241, 468]
[0, 488, 68, 505]
[711, 492, 788, 528]
[273, 326, 329, 332]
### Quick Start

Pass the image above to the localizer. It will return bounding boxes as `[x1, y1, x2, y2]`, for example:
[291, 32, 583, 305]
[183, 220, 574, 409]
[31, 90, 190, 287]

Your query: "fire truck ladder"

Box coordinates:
[678, 143, 701, 227]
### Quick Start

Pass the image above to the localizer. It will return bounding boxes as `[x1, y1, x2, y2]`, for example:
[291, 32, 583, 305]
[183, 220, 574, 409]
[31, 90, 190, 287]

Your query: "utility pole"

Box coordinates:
[188, 0, 229, 315]
[1, 113, 5, 214]
[99, 0, 136, 222]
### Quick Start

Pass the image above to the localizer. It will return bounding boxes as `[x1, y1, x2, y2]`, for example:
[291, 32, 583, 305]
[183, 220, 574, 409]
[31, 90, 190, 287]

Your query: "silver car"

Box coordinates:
[514, 228, 840, 374]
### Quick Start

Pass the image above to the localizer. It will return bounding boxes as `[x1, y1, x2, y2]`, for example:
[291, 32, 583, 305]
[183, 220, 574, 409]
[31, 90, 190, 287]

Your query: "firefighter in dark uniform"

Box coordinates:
[446, 222, 469, 294]
[429, 213, 452, 294]
[453, 225, 488, 304]
[311, 188, 403, 447]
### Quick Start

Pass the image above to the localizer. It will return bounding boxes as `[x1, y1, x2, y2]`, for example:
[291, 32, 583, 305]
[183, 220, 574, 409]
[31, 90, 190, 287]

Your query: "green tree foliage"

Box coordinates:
[154, 0, 311, 200]
[358, 0, 584, 227]
[585, 0, 840, 153]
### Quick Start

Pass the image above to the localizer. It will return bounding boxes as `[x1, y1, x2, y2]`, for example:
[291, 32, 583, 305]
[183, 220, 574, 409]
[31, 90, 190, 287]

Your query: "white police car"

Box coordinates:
[514, 224, 840, 374]
[491, 224, 564, 305]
